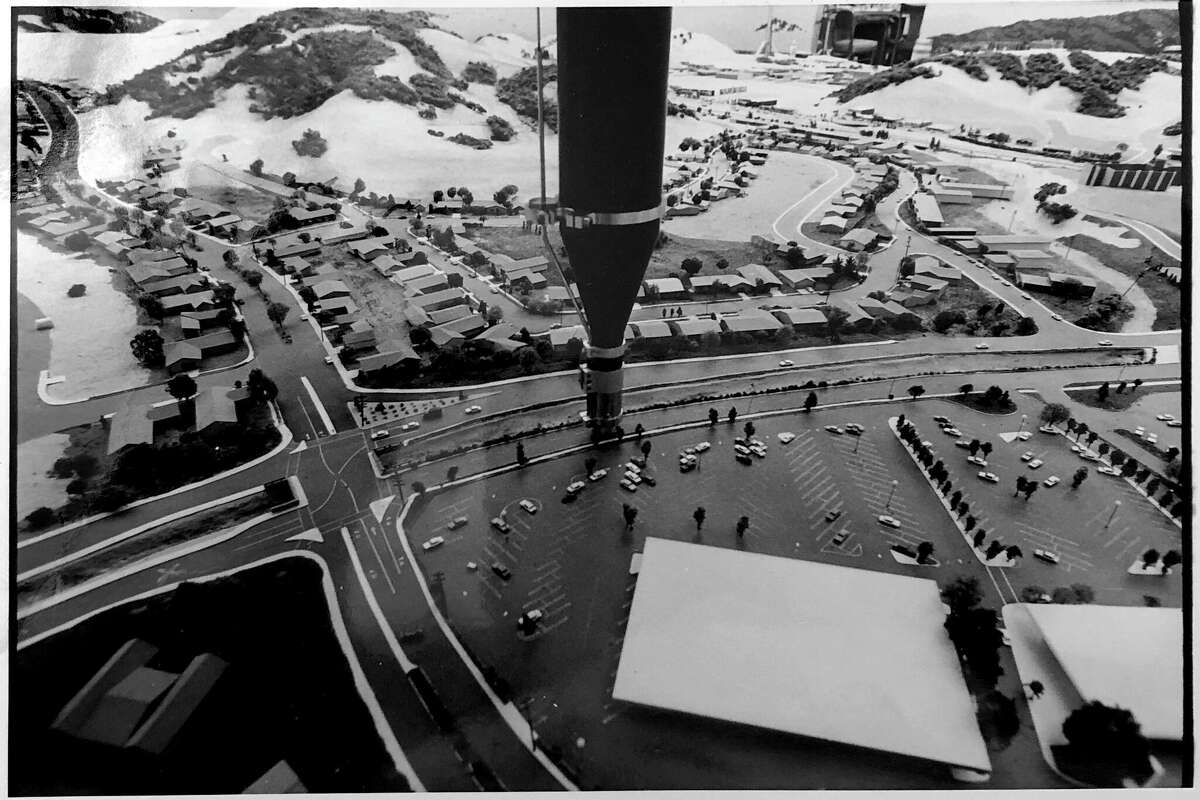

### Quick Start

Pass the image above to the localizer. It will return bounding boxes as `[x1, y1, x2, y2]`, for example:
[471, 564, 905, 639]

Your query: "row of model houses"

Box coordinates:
[119, 248, 242, 373]
[544, 298, 924, 353]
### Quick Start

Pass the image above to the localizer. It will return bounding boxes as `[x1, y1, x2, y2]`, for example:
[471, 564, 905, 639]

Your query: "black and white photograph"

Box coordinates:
[8, 0, 1190, 794]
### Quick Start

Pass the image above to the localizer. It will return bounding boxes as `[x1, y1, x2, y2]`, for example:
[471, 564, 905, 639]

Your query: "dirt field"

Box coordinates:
[339, 264, 419, 352]
[646, 233, 761, 279]
[185, 180, 278, 225]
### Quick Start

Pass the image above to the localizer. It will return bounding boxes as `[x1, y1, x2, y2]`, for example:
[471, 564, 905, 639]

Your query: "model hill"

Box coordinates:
[17, 6, 162, 34]
[670, 28, 740, 67]
[105, 8, 557, 131]
[932, 7, 1179, 55]
[834, 49, 1173, 118]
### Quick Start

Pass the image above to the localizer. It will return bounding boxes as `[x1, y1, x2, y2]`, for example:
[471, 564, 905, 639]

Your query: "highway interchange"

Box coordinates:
[14, 83, 1184, 791]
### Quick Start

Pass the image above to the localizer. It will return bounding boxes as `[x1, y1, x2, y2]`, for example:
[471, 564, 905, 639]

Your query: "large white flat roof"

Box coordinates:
[1025, 603, 1183, 740]
[613, 538, 992, 772]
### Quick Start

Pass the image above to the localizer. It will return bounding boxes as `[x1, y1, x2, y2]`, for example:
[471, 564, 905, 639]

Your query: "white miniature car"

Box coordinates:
[779, 359, 794, 367]
[824, 425, 843, 435]
[975, 343, 990, 350]
[519, 499, 538, 514]
[589, 469, 609, 481]
[422, 536, 445, 551]
[877, 515, 901, 529]
[1020, 451, 1034, 461]
[464, 405, 483, 415]
[401, 421, 421, 431]
[1028, 459, 1043, 469]
[1043, 476, 1060, 487]
[778, 432, 796, 444]
[978, 471, 999, 483]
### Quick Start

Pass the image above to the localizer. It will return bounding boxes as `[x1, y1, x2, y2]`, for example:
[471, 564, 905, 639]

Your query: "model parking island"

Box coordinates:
[613, 538, 992, 778]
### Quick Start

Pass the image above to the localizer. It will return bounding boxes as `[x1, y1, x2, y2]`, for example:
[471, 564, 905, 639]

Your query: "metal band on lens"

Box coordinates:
[559, 204, 665, 229]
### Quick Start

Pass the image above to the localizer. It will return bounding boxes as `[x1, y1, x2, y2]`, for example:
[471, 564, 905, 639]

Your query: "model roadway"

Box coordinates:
[14, 84, 1185, 792]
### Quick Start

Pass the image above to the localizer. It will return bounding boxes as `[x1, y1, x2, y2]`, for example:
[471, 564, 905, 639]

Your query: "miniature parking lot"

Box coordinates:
[915, 405, 1183, 609]
[400, 392, 1178, 789]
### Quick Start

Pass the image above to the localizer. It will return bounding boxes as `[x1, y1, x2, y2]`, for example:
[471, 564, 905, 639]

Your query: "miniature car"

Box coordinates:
[1098, 340, 1113, 346]
[1079, 451, 1101, 461]
[679, 460, 696, 473]
[877, 515, 901, 529]
[1021, 293, 1031, 300]
[933, 416, 951, 424]
[825, 509, 843, 523]
[1038, 424, 1057, 433]
[732, 437, 747, 447]
[1097, 466, 1120, 476]
[978, 471, 999, 483]
[1028, 459, 1043, 469]
[641, 474, 657, 487]
[566, 481, 586, 495]
[624, 461, 642, 473]
[589, 469, 609, 481]
[370, 429, 390, 441]
[844, 423, 862, 433]
[519, 499, 538, 514]
[1043, 476, 1060, 487]
[517, 609, 543, 628]
[779, 359, 794, 367]
[1020, 451, 1034, 461]
[620, 479, 638, 491]
[1000, 280, 1012, 287]
[975, 343, 990, 350]
[694, 442, 711, 452]
[489, 285, 500, 293]
[1156, 414, 1176, 422]
[1051, 313, 1063, 321]
[1034, 549, 1060, 564]
[955, 439, 972, 449]
[464, 405, 483, 415]
[735, 453, 753, 465]
[324, 356, 335, 365]
[401, 421, 421, 431]
[830, 531, 850, 546]
[991, 274, 1000, 280]
[943, 427, 962, 437]
[491, 562, 512, 580]
[1167, 420, 1182, 428]
[967, 456, 988, 467]
[1016, 431, 1033, 441]
[490, 517, 511, 533]
[749, 445, 767, 457]
[1134, 426, 1145, 436]
[824, 425, 843, 435]
[422, 536, 445, 551]
[778, 432, 796, 444]
[623, 471, 642, 484]
[447, 516, 469, 530]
